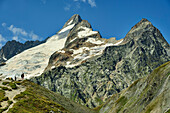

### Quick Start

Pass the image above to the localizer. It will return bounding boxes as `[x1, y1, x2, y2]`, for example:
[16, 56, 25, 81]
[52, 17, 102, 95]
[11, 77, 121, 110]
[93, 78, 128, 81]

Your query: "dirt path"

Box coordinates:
[0, 79, 26, 113]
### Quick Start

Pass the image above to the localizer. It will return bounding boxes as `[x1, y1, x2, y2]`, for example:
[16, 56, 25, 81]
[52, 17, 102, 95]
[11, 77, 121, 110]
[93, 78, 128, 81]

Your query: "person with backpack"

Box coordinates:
[21, 73, 24, 80]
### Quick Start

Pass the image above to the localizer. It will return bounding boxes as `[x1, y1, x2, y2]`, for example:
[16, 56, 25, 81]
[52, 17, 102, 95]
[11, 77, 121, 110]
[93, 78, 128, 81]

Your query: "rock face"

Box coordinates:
[99, 61, 170, 113]
[0, 40, 42, 64]
[62, 14, 82, 29]
[31, 17, 170, 108]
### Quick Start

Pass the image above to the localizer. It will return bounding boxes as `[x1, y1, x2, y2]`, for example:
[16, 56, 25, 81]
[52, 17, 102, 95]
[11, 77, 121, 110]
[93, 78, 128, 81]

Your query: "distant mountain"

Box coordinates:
[31, 16, 170, 108]
[98, 61, 170, 113]
[0, 40, 42, 64]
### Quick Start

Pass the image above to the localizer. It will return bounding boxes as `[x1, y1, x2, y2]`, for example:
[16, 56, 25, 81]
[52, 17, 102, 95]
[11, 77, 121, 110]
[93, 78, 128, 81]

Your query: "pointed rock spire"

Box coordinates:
[64, 19, 101, 48]
[124, 18, 169, 48]
[130, 18, 152, 32]
[63, 14, 82, 28]
[55, 14, 82, 40]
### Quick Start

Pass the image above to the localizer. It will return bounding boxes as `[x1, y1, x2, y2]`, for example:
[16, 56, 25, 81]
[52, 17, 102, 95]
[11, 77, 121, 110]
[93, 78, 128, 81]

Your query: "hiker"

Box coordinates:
[21, 73, 24, 80]
[15, 76, 17, 81]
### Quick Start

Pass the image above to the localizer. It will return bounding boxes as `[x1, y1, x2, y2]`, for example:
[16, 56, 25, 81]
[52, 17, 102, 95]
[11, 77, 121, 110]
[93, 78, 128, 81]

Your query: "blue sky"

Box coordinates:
[0, 0, 170, 48]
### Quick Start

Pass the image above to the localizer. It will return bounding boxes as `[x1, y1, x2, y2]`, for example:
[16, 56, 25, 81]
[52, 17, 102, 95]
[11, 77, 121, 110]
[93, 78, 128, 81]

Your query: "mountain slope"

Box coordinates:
[0, 40, 42, 64]
[31, 17, 170, 108]
[0, 14, 82, 79]
[98, 61, 170, 113]
[0, 79, 95, 113]
[0, 79, 26, 113]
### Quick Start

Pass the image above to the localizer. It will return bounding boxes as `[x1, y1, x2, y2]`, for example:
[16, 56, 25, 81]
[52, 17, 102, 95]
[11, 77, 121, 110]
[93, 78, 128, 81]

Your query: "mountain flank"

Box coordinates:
[0, 79, 25, 113]
[0, 79, 96, 113]
[31, 15, 170, 108]
[97, 61, 170, 113]
[0, 61, 169, 113]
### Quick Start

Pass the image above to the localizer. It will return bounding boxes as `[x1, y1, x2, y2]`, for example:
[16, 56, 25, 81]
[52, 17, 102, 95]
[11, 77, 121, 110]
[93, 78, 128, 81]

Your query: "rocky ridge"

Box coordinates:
[0, 40, 42, 64]
[31, 16, 170, 108]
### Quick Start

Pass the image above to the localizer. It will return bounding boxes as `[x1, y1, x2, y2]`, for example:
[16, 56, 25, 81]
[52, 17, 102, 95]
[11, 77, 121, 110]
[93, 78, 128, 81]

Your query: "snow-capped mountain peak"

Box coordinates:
[0, 15, 81, 79]
[45, 18, 123, 70]
[0, 14, 123, 79]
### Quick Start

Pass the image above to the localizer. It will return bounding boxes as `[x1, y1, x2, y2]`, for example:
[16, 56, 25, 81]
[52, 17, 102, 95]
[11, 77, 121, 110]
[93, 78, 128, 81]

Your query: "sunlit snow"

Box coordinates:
[0, 24, 75, 79]
[77, 27, 98, 38]
[86, 38, 104, 44]
[58, 24, 75, 34]
[113, 39, 123, 46]
[67, 19, 73, 25]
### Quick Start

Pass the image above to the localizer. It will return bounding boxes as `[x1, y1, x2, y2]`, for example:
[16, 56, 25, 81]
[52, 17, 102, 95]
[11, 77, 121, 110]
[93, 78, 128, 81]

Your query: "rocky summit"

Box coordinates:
[31, 15, 170, 108]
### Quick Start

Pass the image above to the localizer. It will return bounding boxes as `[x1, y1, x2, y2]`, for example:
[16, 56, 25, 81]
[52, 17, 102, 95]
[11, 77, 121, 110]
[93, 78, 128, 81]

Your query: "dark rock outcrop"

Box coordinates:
[0, 40, 42, 63]
[62, 14, 82, 28]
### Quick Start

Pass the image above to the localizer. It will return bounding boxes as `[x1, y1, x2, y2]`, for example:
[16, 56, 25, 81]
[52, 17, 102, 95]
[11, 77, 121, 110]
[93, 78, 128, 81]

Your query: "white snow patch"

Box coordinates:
[65, 64, 77, 68]
[46, 34, 59, 42]
[72, 47, 90, 55]
[66, 43, 114, 68]
[58, 50, 65, 53]
[89, 43, 114, 56]
[67, 19, 73, 25]
[66, 61, 71, 65]
[69, 37, 77, 43]
[51, 66, 55, 69]
[86, 38, 104, 44]
[3, 54, 7, 61]
[72, 48, 83, 55]
[58, 24, 75, 34]
[73, 53, 88, 60]
[77, 27, 98, 38]
[113, 39, 123, 46]
[65, 61, 77, 68]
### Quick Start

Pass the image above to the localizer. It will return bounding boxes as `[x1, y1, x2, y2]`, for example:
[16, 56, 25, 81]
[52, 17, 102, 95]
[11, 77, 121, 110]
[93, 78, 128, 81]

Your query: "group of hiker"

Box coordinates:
[8, 73, 25, 81]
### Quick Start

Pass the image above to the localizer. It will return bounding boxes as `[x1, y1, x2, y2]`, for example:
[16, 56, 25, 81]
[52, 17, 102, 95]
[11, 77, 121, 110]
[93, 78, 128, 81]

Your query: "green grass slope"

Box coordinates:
[97, 61, 170, 113]
[8, 80, 96, 113]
